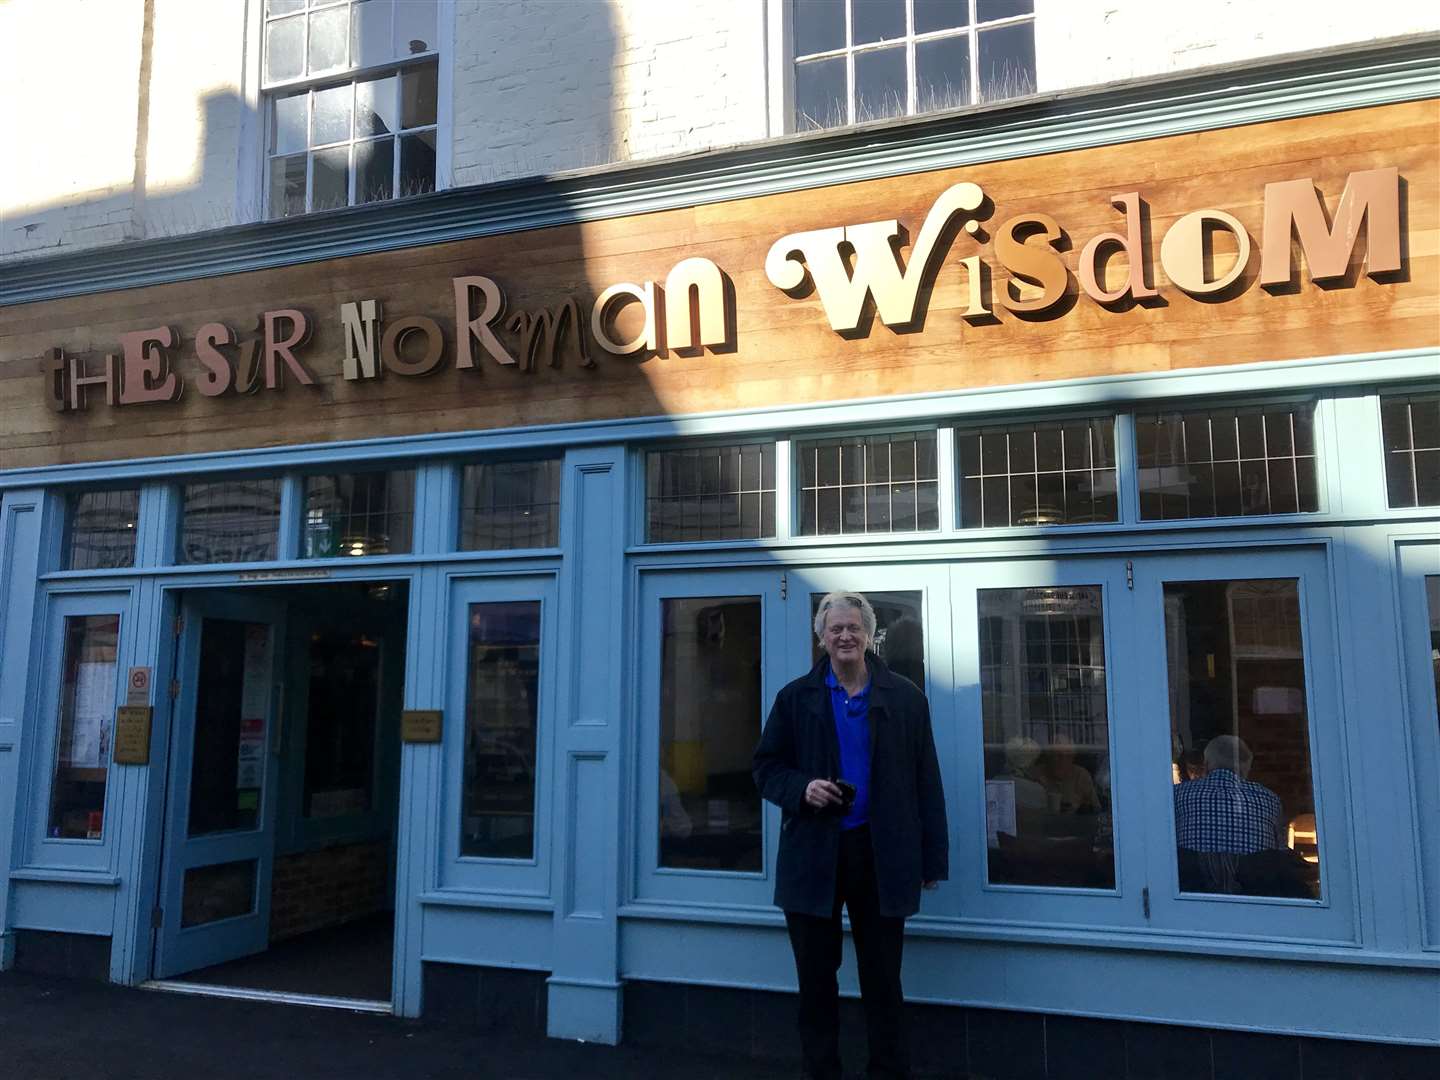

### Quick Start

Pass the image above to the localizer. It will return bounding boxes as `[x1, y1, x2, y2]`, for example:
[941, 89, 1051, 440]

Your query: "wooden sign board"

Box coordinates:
[401, 709, 443, 744]
[1, 100, 1435, 470]
[113, 706, 153, 765]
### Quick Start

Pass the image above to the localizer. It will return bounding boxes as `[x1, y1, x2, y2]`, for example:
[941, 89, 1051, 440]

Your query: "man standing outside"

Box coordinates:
[753, 592, 948, 1080]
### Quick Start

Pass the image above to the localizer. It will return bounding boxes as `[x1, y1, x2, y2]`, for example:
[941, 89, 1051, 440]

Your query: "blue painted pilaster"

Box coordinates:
[547, 446, 627, 1043]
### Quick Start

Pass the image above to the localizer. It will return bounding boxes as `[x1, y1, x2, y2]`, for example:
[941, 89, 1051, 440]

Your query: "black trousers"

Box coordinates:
[784, 825, 908, 1080]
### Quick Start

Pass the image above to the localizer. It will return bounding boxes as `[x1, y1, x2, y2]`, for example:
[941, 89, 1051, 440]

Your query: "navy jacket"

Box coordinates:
[753, 652, 948, 918]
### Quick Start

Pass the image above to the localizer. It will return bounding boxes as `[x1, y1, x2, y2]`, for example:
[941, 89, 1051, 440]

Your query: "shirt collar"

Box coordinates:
[825, 662, 871, 700]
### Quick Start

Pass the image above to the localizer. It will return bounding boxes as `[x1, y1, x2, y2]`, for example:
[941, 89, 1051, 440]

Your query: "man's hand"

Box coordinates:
[922, 881, 939, 890]
[805, 779, 844, 810]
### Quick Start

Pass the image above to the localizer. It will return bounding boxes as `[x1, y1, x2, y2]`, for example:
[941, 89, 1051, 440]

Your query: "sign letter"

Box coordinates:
[453, 276, 516, 368]
[1260, 167, 1401, 287]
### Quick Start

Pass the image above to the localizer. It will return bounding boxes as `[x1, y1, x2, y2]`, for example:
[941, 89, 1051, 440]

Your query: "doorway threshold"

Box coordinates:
[141, 979, 392, 1014]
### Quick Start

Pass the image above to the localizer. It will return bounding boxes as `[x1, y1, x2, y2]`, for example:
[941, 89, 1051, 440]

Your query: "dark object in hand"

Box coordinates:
[833, 779, 857, 810]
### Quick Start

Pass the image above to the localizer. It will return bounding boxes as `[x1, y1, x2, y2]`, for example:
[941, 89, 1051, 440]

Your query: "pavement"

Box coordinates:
[0, 972, 800, 1080]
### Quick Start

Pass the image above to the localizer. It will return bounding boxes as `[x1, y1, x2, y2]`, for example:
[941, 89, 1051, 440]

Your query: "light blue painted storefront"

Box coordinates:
[1, 40, 1438, 1049]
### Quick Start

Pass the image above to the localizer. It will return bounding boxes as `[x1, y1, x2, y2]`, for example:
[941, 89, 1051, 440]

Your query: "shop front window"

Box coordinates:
[959, 418, 1117, 528]
[460, 458, 562, 550]
[646, 443, 776, 543]
[1380, 392, 1440, 508]
[658, 596, 764, 871]
[180, 479, 282, 564]
[796, 432, 939, 536]
[977, 587, 1114, 889]
[1163, 580, 1322, 899]
[65, 489, 139, 570]
[48, 614, 121, 839]
[302, 469, 415, 557]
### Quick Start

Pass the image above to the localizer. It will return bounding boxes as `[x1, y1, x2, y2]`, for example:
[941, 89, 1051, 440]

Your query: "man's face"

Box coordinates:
[822, 604, 870, 667]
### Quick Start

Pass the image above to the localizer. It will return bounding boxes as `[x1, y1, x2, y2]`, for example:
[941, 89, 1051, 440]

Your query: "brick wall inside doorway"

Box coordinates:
[269, 840, 388, 942]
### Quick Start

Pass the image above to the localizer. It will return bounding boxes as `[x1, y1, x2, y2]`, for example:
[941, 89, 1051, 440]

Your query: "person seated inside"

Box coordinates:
[1034, 738, 1100, 815]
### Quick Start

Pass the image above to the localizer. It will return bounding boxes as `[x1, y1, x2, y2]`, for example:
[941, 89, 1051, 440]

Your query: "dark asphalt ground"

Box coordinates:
[0, 972, 798, 1080]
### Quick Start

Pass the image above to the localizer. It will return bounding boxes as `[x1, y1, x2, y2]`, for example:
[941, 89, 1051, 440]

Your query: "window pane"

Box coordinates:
[355, 138, 395, 204]
[462, 602, 541, 859]
[978, 0, 1034, 20]
[266, 0, 305, 15]
[351, 0, 394, 67]
[48, 615, 119, 839]
[1167, 580, 1321, 899]
[66, 490, 139, 570]
[660, 597, 763, 871]
[188, 619, 271, 836]
[312, 83, 352, 145]
[460, 459, 561, 550]
[182, 860, 257, 928]
[181, 479, 282, 564]
[264, 15, 305, 82]
[1427, 576, 1440, 734]
[400, 61, 438, 127]
[1138, 404, 1318, 520]
[979, 588, 1114, 889]
[268, 153, 307, 219]
[796, 432, 939, 536]
[304, 628, 380, 818]
[852, 0, 904, 45]
[854, 45, 906, 122]
[647, 445, 775, 543]
[809, 591, 925, 688]
[394, 0, 436, 55]
[399, 130, 436, 197]
[916, 35, 971, 112]
[915, 0, 970, 33]
[307, 4, 350, 74]
[356, 73, 398, 136]
[978, 20, 1035, 101]
[959, 420, 1118, 527]
[795, 56, 847, 131]
[303, 470, 414, 557]
[271, 91, 308, 154]
[794, 0, 845, 54]
[1381, 394, 1440, 508]
[312, 146, 350, 210]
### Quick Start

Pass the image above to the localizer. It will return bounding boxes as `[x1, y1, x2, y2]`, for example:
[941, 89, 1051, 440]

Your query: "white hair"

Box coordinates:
[813, 591, 877, 641]
[1203, 735, 1253, 778]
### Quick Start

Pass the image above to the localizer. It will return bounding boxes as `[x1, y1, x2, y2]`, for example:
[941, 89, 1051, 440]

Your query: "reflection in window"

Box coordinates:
[180, 479, 282, 564]
[809, 591, 925, 690]
[1165, 580, 1321, 899]
[1380, 393, 1440, 508]
[65, 490, 139, 570]
[978, 588, 1113, 889]
[189, 620, 271, 837]
[1137, 403, 1319, 519]
[460, 459, 561, 550]
[646, 444, 775, 543]
[1428, 577, 1440, 734]
[303, 629, 380, 818]
[659, 597, 763, 871]
[182, 860, 257, 928]
[797, 432, 939, 536]
[462, 602, 541, 859]
[303, 470, 414, 557]
[959, 418, 1117, 527]
[48, 615, 120, 839]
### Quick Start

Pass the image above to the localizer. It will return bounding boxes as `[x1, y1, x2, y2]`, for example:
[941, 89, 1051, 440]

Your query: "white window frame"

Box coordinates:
[782, 0, 1036, 132]
[238, 0, 453, 223]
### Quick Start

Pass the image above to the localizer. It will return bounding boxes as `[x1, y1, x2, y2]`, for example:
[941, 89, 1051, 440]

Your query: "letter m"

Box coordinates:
[1260, 167, 1401, 287]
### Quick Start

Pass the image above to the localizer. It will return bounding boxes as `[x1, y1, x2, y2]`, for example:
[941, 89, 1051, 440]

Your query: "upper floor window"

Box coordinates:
[65, 489, 140, 570]
[791, 0, 1035, 131]
[264, 0, 439, 218]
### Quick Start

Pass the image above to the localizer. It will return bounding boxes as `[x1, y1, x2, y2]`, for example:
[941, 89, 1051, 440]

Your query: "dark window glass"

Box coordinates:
[1165, 580, 1321, 899]
[978, 0, 1034, 20]
[959, 418, 1117, 528]
[460, 459, 561, 550]
[303, 628, 380, 818]
[1137, 404, 1319, 520]
[798, 432, 939, 535]
[915, 0, 970, 34]
[182, 860, 257, 928]
[355, 137, 394, 203]
[66, 490, 139, 570]
[659, 597, 763, 872]
[48, 614, 120, 839]
[795, 56, 847, 130]
[852, 0, 904, 45]
[855, 45, 907, 122]
[461, 602, 541, 859]
[978, 20, 1035, 101]
[1380, 393, 1440, 508]
[809, 591, 925, 690]
[189, 620, 272, 836]
[181, 479, 282, 564]
[647, 444, 776, 543]
[794, 0, 845, 55]
[979, 588, 1114, 889]
[916, 34, 971, 112]
[303, 469, 415, 557]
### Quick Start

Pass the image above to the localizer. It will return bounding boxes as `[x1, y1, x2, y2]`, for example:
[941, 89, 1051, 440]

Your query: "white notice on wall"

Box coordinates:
[68, 661, 114, 767]
[985, 779, 1017, 849]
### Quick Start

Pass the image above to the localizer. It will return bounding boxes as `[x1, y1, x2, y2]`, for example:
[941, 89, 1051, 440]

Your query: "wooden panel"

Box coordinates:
[1, 100, 1437, 470]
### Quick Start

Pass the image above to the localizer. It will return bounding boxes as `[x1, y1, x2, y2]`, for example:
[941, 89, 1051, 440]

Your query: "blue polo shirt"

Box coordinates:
[825, 664, 872, 830]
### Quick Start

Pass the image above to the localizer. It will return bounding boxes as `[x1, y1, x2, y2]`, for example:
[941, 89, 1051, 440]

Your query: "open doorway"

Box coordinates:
[150, 580, 409, 1006]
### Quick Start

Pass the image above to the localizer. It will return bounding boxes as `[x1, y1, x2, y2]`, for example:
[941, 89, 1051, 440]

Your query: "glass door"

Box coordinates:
[154, 589, 287, 978]
[949, 558, 1139, 926]
[635, 569, 784, 908]
[1396, 542, 1440, 950]
[1128, 548, 1354, 942]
